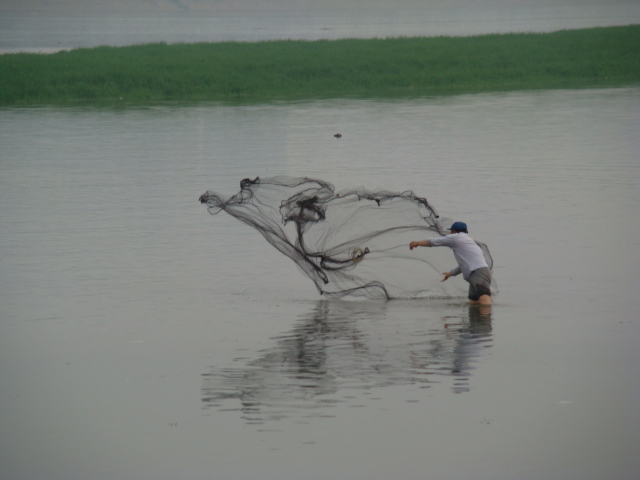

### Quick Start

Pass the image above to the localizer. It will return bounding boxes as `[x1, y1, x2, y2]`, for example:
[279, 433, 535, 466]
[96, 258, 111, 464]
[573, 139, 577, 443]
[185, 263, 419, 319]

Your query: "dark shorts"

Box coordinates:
[468, 267, 492, 301]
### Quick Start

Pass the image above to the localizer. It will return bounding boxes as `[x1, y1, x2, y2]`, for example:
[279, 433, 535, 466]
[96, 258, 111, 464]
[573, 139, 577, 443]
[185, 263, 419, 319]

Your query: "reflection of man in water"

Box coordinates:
[409, 221, 492, 306]
[202, 300, 495, 419]
[445, 305, 493, 393]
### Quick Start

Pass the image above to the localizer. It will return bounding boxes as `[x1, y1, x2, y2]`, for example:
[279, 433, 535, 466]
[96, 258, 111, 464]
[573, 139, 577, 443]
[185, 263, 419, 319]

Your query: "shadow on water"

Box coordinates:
[202, 300, 492, 423]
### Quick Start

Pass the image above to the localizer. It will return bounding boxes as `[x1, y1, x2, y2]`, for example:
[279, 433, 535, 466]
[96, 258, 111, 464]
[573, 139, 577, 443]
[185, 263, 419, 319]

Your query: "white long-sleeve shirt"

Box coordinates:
[428, 233, 489, 281]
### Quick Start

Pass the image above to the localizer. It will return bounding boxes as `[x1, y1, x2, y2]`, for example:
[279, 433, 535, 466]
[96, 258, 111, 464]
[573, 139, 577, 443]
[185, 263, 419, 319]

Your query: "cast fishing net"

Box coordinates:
[199, 176, 495, 299]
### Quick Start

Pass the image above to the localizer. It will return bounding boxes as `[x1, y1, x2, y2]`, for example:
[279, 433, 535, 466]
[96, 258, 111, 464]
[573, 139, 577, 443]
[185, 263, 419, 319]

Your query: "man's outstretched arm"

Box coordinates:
[409, 239, 430, 250]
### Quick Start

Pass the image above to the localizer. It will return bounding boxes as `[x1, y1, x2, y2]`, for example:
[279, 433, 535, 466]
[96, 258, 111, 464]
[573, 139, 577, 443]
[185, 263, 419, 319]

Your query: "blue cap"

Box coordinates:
[450, 221, 468, 233]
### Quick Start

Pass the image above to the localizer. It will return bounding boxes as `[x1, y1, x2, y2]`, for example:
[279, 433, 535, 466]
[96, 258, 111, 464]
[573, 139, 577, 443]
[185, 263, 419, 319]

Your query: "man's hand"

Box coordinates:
[441, 271, 453, 282]
[409, 240, 428, 250]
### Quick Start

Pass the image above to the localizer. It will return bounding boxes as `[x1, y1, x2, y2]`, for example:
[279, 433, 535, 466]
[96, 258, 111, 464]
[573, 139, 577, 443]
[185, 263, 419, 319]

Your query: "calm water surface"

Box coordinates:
[2, 1, 640, 53]
[1, 88, 639, 479]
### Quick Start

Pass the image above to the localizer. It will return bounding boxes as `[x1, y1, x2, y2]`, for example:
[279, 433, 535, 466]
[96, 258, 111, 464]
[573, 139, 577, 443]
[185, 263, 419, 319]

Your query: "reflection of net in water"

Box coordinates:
[201, 301, 493, 423]
[199, 176, 494, 299]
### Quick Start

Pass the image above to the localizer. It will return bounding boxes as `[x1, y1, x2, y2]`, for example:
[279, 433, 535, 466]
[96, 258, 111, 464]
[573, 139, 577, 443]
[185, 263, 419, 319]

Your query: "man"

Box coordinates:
[409, 222, 492, 305]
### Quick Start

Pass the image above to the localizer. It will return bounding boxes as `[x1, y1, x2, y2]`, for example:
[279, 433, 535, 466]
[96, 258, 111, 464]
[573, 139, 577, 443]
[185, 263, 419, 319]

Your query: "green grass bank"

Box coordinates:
[1, 25, 639, 105]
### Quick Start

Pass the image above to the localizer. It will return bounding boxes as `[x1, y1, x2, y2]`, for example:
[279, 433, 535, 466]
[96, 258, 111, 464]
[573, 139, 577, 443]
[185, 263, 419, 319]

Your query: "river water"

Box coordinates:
[2, 87, 639, 480]
[2, 3, 640, 479]
[2, 0, 640, 53]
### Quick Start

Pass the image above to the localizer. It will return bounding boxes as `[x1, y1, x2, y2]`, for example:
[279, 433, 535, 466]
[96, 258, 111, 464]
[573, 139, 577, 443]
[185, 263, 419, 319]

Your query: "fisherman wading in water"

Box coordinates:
[409, 222, 493, 306]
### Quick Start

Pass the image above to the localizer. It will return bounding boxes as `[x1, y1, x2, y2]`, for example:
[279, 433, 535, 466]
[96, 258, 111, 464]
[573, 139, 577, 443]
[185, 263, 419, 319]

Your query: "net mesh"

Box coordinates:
[199, 176, 494, 299]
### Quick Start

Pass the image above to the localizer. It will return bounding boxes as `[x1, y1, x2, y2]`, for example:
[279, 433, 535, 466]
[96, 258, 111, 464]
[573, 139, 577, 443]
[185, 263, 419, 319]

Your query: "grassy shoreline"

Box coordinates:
[1, 25, 639, 105]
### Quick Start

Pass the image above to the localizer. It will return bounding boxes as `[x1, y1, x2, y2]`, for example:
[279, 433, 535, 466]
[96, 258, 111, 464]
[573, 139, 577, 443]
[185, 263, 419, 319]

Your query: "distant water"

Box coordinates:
[2, 1, 640, 53]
